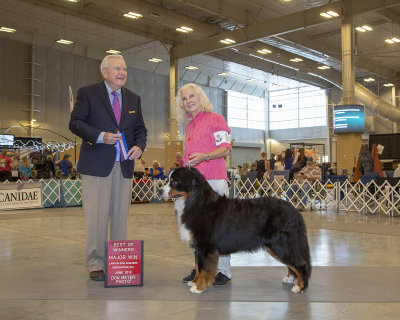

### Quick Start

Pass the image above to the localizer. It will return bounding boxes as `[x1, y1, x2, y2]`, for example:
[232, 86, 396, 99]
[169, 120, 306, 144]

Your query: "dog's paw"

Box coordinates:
[291, 285, 303, 294]
[189, 285, 206, 294]
[187, 281, 196, 287]
[282, 275, 295, 284]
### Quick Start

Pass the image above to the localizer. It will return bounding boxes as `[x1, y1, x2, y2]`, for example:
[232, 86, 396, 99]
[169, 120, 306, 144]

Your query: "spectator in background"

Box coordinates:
[235, 165, 242, 179]
[134, 157, 146, 180]
[269, 153, 276, 171]
[256, 152, 270, 180]
[284, 148, 295, 171]
[59, 154, 73, 178]
[394, 163, 400, 178]
[0, 149, 12, 182]
[144, 167, 152, 179]
[274, 154, 285, 170]
[11, 152, 20, 179]
[18, 156, 33, 179]
[70, 167, 78, 180]
[290, 148, 308, 180]
[150, 160, 165, 180]
[31, 156, 39, 168]
[176, 152, 184, 167]
[240, 163, 249, 179]
[46, 155, 56, 178]
[285, 157, 321, 210]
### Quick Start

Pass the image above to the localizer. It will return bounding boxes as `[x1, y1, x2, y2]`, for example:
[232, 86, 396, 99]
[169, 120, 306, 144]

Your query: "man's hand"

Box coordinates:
[103, 132, 122, 145]
[127, 146, 142, 160]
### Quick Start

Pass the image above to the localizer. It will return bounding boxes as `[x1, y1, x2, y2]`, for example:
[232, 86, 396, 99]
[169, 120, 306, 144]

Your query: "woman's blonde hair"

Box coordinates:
[22, 156, 29, 169]
[174, 83, 213, 123]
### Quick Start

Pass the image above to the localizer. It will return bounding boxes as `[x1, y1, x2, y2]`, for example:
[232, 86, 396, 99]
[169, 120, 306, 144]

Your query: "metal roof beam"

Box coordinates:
[171, 0, 400, 59]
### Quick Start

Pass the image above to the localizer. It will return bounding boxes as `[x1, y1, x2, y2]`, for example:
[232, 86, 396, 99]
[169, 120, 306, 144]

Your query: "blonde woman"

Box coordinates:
[18, 156, 33, 179]
[175, 83, 232, 286]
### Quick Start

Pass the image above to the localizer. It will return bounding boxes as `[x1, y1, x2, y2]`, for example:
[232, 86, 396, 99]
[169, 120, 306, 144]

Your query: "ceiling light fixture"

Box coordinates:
[220, 38, 236, 45]
[148, 58, 163, 63]
[289, 58, 303, 62]
[364, 77, 375, 82]
[355, 25, 373, 32]
[66, 0, 79, 2]
[383, 83, 394, 87]
[246, 78, 258, 82]
[385, 37, 400, 44]
[0, 27, 16, 33]
[318, 65, 330, 70]
[105, 49, 121, 54]
[56, 39, 73, 45]
[176, 26, 193, 33]
[257, 48, 272, 54]
[217, 72, 229, 76]
[185, 65, 198, 70]
[123, 12, 143, 19]
[320, 11, 339, 18]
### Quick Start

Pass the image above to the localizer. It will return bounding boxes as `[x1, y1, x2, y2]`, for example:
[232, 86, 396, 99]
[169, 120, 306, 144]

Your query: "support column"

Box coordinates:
[392, 86, 398, 133]
[164, 58, 183, 169]
[336, 8, 362, 179]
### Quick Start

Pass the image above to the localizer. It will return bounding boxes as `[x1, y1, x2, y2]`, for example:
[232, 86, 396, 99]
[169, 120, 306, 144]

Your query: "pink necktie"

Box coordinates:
[111, 91, 121, 124]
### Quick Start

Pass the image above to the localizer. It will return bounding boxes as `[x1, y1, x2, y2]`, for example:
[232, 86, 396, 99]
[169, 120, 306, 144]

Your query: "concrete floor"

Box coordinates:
[0, 203, 400, 319]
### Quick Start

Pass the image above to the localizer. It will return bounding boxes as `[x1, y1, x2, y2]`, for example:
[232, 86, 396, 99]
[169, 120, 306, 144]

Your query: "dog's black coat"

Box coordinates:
[167, 167, 311, 291]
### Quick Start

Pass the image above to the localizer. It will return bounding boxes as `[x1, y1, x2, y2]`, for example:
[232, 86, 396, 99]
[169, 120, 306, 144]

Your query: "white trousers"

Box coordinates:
[81, 162, 133, 272]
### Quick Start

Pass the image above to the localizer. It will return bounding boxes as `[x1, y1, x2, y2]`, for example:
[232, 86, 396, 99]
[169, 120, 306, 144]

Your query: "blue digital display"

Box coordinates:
[333, 105, 365, 133]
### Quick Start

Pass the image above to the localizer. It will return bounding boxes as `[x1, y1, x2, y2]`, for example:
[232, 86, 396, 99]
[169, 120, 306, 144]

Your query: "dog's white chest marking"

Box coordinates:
[174, 197, 191, 244]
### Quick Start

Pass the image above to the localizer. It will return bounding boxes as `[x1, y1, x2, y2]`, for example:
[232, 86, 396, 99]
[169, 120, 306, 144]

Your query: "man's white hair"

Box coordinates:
[100, 54, 124, 73]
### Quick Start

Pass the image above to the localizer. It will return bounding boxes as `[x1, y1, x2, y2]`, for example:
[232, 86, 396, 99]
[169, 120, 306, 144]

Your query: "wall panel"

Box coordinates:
[0, 39, 169, 158]
[0, 38, 31, 137]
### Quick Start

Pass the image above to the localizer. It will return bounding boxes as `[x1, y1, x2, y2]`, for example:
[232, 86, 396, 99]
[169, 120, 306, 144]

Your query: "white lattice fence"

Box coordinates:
[233, 178, 400, 216]
[2, 177, 400, 215]
[340, 180, 400, 216]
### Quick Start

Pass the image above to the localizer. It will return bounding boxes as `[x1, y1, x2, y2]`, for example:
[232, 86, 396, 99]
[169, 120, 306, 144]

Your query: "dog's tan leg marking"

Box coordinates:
[265, 247, 281, 262]
[187, 260, 199, 288]
[208, 250, 219, 287]
[266, 246, 296, 285]
[287, 265, 304, 293]
[189, 250, 219, 294]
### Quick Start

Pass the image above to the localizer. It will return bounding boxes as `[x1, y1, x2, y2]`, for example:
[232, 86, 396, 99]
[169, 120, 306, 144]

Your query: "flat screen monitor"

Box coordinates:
[0, 134, 14, 147]
[333, 104, 365, 133]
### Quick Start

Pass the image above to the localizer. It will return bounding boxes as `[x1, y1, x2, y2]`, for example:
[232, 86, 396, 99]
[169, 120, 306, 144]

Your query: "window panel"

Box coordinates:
[270, 85, 326, 130]
[228, 91, 265, 129]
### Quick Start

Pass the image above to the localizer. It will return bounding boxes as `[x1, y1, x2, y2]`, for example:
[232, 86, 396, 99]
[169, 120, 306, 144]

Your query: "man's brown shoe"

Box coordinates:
[89, 270, 105, 281]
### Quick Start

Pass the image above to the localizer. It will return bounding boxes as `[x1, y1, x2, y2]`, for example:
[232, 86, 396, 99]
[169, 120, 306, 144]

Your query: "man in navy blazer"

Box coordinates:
[69, 55, 147, 281]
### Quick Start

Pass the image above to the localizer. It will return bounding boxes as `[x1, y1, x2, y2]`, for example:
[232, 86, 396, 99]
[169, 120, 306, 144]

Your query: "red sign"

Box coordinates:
[105, 240, 143, 288]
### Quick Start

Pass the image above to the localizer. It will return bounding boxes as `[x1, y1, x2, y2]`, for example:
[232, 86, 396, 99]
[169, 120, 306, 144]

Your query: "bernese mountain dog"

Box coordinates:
[160, 167, 311, 294]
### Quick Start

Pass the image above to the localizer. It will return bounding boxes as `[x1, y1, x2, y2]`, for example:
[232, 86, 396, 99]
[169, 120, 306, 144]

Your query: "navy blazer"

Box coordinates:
[69, 82, 147, 178]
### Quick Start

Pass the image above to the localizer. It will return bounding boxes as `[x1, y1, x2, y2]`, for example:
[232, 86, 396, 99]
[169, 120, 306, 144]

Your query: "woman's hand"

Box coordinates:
[186, 153, 207, 166]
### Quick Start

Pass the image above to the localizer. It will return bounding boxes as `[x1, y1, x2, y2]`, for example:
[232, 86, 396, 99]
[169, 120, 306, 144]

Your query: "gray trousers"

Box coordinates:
[81, 162, 133, 272]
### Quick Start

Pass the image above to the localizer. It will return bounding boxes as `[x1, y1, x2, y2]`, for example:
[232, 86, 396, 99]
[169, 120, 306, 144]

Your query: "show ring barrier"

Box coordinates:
[1, 177, 399, 216]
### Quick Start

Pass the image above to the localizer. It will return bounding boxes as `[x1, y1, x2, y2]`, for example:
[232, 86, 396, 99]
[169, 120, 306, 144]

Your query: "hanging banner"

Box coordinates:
[105, 240, 143, 288]
[0, 182, 42, 210]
